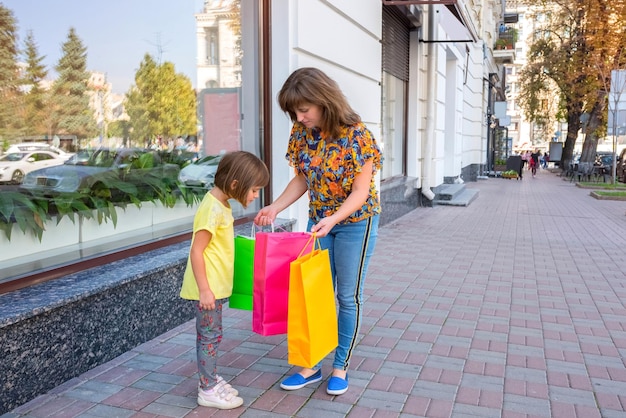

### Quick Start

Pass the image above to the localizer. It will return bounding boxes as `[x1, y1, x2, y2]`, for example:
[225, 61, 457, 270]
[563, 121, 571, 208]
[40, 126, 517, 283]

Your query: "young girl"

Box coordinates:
[180, 151, 269, 409]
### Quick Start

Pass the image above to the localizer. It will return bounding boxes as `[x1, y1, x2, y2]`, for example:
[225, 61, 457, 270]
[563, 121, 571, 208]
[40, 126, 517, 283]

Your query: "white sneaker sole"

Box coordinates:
[197, 395, 243, 409]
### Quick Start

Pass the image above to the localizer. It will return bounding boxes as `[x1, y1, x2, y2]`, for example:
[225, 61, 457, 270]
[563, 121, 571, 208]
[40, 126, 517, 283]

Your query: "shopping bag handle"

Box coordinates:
[297, 233, 318, 259]
[250, 222, 275, 237]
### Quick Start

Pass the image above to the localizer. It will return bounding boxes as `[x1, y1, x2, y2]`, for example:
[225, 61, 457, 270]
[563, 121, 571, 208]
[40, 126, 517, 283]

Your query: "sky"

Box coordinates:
[3, 0, 205, 94]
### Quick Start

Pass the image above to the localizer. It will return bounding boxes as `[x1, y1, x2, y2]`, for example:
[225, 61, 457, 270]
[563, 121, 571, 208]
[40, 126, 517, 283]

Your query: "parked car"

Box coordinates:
[0, 150, 69, 184]
[595, 151, 615, 167]
[178, 154, 222, 190]
[20, 148, 181, 200]
[63, 149, 96, 166]
[6, 142, 74, 159]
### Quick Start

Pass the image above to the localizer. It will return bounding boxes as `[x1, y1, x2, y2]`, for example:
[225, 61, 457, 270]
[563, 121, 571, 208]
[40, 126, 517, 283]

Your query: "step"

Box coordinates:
[434, 183, 466, 201]
[435, 188, 479, 206]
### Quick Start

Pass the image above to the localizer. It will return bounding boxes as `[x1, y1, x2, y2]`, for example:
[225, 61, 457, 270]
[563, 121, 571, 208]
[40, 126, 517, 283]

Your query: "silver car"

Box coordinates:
[20, 148, 180, 196]
[178, 154, 222, 190]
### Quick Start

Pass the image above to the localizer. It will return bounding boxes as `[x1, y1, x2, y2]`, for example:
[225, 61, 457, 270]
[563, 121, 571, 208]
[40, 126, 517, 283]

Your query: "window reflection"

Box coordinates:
[196, 0, 260, 218]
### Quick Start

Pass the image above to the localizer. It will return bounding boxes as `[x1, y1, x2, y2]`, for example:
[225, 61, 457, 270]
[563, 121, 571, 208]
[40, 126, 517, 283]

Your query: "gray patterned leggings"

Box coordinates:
[194, 298, 226, 390]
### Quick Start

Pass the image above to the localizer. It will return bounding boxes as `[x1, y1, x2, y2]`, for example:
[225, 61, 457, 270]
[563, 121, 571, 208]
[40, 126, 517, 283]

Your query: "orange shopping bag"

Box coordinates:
[287, 234, 338, 368]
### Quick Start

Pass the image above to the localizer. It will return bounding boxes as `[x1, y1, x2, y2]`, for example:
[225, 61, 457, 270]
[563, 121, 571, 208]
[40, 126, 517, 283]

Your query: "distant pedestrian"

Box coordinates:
[180, 151, 269, 410]
[530, 149, 541, 176]
[542, 152, 549, 169]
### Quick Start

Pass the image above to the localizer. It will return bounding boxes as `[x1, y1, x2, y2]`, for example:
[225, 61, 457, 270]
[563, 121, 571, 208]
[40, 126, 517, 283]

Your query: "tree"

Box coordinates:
[0, 4, 21, 139]
[21, 30, 48, 136]
[518, 0, 626, 167]
[125, 54, 196, 147]
[50, 27, 97, 140]
[108, 119, 132, 147]
[126, 54, 157, 147]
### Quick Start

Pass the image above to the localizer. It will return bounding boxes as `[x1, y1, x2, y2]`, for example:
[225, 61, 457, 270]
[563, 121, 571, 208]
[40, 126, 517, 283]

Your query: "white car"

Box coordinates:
[6, 142, 73, 159]
[0, 150, 69, 184]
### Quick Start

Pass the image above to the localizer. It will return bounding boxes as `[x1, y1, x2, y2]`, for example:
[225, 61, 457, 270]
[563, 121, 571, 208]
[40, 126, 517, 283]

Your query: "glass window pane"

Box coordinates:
[381, 71, 406, 179]
[197, 0, 261, 218]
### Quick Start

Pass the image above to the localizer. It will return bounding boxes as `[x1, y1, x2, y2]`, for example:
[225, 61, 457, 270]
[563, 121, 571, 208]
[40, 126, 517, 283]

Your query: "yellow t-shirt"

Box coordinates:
[180, 192, 234, 300]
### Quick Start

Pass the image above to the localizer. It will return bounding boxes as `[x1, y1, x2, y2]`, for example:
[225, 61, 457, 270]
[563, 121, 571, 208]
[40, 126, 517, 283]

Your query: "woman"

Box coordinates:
[255, 67, 382, 395]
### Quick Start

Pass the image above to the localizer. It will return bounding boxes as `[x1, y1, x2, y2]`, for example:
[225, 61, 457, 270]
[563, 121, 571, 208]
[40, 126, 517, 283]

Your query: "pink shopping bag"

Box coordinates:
[252, 231, 313, 336]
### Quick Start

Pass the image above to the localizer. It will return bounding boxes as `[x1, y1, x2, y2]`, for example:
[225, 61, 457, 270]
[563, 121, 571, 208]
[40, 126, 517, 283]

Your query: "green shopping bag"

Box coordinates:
[230, 234, 255, 310]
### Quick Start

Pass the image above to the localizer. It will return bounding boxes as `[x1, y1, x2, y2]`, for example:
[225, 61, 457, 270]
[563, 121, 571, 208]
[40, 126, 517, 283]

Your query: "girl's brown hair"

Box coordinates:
[213, 151, 269, 207]
[277, 67, 361, 140]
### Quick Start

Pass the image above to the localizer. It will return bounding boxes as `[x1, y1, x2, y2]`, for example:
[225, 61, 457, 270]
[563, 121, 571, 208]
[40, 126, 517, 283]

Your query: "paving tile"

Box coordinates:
[6, 172, 626, 417]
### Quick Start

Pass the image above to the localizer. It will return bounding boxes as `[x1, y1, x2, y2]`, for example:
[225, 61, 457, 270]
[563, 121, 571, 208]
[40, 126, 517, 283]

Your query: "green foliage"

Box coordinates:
[578, 182, 626, 190]
[1, 177, 207, 241]
[0, 192, 49, 241]
[21, 31, 49, 136]
[0, 4, 21, 140]
[51, 28, 98, 139]
[595, 190, 626, 197]
[518, 0, 625, 165]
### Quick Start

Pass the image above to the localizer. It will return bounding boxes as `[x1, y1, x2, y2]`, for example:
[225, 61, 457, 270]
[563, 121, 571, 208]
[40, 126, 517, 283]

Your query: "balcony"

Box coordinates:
[493, 27, 517, 63]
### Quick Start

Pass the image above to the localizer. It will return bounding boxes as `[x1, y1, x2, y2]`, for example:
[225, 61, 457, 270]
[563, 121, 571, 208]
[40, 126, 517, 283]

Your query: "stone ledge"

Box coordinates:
[0, 218, 295, 415]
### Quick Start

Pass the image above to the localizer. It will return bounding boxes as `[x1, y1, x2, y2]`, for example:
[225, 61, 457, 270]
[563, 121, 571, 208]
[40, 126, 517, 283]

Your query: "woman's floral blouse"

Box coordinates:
[286, 122, 382, 224]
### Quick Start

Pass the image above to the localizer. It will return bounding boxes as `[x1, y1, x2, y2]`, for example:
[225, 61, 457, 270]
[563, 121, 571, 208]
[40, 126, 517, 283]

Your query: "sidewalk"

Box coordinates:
[4, 169, 626, 418]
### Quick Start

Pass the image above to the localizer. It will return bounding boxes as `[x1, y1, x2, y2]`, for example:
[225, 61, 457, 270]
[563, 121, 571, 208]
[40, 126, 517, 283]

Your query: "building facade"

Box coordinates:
[195, 0, 506, 229]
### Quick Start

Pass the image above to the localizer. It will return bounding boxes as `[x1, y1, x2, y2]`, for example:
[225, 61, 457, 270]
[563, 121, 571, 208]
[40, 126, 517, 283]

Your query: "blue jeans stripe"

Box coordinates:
[343, 215, 374, 369]
[309, 215, 379, 371]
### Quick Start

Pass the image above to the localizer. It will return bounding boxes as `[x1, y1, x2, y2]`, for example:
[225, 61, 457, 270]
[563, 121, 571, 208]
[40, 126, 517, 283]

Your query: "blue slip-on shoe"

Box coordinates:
[280, 370, 323, 390]
[326, 375, 349, 395]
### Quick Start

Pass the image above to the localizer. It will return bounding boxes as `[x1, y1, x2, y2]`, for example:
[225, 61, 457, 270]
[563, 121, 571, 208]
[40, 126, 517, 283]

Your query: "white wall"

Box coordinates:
[269, 0, 494, 217]
[270, 0, 382, 232]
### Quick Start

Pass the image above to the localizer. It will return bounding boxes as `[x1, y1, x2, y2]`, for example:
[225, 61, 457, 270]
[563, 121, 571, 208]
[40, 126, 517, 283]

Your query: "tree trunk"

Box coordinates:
[563, 112, 580, 168]
[581, 91, 607, 163]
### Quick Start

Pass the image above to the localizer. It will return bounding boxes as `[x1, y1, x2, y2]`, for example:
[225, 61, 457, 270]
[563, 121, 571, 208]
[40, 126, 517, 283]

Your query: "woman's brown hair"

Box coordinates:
[277, 67, 361, 140]
[213, 151, 269, 207]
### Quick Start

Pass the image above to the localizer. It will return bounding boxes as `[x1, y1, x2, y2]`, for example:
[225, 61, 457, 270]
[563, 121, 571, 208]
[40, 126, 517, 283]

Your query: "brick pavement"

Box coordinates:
[3, 168, 626, 418]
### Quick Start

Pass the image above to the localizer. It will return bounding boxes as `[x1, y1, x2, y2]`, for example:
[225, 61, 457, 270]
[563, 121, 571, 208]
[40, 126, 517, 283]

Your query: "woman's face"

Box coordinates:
[294, 103, 322, 129]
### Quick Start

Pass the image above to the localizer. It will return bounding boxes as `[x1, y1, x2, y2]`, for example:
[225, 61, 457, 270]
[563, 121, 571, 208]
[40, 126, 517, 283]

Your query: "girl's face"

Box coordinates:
[245, 186, 263, 207]
[294, 103, 322, 129]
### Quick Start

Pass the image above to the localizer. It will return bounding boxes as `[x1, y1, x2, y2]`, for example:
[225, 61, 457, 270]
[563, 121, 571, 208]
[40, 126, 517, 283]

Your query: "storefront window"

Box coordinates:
[0, 0, 264, 289]
[381, 71, 406, 179]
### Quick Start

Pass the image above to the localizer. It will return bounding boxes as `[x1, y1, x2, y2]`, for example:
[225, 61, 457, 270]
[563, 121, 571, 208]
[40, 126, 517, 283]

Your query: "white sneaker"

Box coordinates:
[197, 385, 243, 409]
[216, 375, 239, 396]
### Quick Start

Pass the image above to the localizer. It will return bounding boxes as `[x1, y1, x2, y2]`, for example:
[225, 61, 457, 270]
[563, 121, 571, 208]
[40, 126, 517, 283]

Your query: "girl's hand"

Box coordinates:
[199, 289, 216, 310]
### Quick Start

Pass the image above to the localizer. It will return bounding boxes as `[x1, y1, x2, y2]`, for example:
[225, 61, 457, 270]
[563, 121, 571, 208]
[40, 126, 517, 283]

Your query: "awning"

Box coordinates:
[382, 0, 478, 42]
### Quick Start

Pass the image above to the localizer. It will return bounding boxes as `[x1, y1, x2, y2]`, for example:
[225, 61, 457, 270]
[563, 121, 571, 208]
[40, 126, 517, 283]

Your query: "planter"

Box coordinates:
[0, 216, 80, 261]
[502, 173, 519, 179]
[0, 202, 198, 263]
[590, 191, 626, 201]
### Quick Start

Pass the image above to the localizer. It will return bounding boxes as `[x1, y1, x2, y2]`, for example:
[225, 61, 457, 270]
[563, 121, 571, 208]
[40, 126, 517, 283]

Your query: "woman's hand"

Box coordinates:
[254, 205, 279, 226]
[310, 215, 339, 237]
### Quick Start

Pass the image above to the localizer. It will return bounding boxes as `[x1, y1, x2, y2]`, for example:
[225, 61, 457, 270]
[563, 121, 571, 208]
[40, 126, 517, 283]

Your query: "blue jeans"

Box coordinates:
[307, 215, 379, 371]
